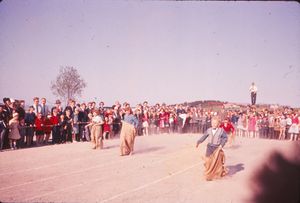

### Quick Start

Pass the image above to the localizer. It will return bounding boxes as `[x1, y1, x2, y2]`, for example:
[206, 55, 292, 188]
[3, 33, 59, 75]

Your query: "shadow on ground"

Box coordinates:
[135, 146, 165, 154]
[104, 144, 119, 149]
[227, 163, 245, 176]
[228, 144, 241, 150]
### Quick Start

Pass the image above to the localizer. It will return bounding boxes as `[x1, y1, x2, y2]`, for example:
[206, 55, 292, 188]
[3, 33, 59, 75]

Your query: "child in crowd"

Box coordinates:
[59, 114, 67, 143]
[25, 106, 35, 146]
[103, 116, 111, 140]
[34, 113, 44, 146]
[50, 108, 60, 144]
[73, 108, 80, 142]
[43, 114, 52, 144]
[8, 113, 21, 149]
[65, 109, 73, 143]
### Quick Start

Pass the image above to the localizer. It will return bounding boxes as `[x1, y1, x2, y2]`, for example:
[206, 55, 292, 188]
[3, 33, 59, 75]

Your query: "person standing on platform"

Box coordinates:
[249, 82, 258, 105]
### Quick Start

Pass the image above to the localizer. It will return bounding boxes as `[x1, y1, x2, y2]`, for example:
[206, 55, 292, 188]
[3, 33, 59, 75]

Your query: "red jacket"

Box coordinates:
[43, 118, 52, 134]
[35, 118, 44, 131]
[103, 122, 111, 132]
[220, 122, 235, 134]
[50, 115, 59, 125]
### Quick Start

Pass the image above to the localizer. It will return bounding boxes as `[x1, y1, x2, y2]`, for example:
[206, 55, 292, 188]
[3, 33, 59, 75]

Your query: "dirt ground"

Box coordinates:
[0, 134, 298, 203]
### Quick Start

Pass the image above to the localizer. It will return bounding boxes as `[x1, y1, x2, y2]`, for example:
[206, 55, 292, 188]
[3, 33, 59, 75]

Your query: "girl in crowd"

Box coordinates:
[18, 118, 26, 148]
[103, 116, 111, 140]
[8, 113, 21, 150]
[248, 114, 257, 138]
[142, 110, 149, 136]
[43, 114, 52, 144]
[84, 112, 93, 142]
[25, 106, 35, 146]
[273, 117, 281, 140]
[279, 115, 287, 140]
[159, 109, 166, 134]
[288, 113, 299, 141]
[50, 108, 60, 144]
[169, 112, 176, 134]
[73, 108, 80, 142]
[59, 114, 67, 143]
[65, 109, 73, 143]
[34, 113, 44, 146]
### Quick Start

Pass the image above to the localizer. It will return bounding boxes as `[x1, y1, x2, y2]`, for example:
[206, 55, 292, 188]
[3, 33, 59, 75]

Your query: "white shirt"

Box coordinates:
[286, 117, 292, 125]
[92, 115, 103, 124]
[212, 128, 217, 135]
[249, 85, 258, 93]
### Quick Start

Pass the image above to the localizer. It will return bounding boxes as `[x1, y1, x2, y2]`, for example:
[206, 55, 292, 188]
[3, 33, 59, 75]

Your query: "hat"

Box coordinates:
[55, 99, 61, 104]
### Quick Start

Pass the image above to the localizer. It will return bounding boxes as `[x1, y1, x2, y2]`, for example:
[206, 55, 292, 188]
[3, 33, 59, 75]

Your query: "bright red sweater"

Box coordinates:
[220, 122, 235, 134]
[35, 118, 44, 131]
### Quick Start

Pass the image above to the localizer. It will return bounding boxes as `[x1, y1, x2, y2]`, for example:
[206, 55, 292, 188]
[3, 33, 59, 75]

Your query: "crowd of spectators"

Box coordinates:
[0, 97, 299, 151]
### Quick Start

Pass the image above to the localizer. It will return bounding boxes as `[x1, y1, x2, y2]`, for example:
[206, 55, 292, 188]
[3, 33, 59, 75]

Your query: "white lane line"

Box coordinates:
[0, 142, 193, 176]
[25, 149, 200, 202]
[24, 183, 85, 202]
[2, 147, 188, 192]
[0, 156, 132, 191]
[0, 145, 121, 176]
[99, 163, 200, 203]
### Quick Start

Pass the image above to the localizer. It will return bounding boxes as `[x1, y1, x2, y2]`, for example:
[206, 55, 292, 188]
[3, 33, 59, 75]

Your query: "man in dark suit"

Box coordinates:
[2, 97, 13, 149]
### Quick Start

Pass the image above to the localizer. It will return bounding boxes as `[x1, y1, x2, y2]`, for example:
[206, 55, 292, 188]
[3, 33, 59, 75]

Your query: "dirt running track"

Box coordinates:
[0, 134, 298, 203]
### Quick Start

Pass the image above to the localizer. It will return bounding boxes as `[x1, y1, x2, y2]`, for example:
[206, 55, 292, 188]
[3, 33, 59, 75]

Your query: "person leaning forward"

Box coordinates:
[196, 117, 228, 181]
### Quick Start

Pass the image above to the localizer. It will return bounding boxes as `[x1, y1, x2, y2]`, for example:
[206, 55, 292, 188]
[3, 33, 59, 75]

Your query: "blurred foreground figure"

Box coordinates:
[196, 117, 228, 181]
[247, 142, 300, 203]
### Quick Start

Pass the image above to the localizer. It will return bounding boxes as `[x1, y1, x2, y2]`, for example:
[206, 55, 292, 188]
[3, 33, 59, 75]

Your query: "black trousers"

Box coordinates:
[52, 126, 61, 144]
[251, 92, 257, 105]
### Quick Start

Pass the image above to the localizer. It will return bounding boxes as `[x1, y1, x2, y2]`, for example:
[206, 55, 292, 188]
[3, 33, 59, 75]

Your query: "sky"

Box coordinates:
[0, 0, 300, 107]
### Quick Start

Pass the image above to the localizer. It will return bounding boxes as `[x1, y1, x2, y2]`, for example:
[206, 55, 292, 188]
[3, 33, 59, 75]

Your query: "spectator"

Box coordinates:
[50, 108, 60, 144]
[43, 114, 52, 144]
[51, 99, 63, 115]
[40, 98, 50, 118]
[78, 103, 89, 141]
[0, 106, 7, 151]
[249, 82, 258, 105]
[279, 115, 287, 140]
[34, 113, 44, 146]
[65, 109, 73, 143]
[32, 97, 42, 115]
[8, 113, 21, 150]
[73, 108, 80, 142]
[25, 106, 35, 146]
[103, 116, 112, 140]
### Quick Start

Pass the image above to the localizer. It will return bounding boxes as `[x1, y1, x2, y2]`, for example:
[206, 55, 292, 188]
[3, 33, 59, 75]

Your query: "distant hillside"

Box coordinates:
[183, 100, 295, 111]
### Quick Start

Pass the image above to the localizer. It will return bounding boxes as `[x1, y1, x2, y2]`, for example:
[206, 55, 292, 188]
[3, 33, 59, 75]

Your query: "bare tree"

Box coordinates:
[51, 66, 87, 102]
